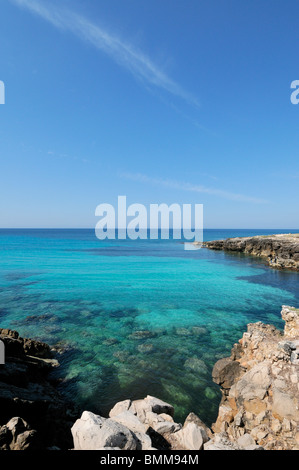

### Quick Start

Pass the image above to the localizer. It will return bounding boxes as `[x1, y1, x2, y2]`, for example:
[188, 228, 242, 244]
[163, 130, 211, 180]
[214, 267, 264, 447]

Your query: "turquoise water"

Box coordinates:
[0, 229, 299, 425]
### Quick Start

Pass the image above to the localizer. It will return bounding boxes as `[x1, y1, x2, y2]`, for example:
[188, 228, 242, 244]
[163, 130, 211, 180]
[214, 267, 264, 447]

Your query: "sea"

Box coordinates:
[0, 228, 298, 425]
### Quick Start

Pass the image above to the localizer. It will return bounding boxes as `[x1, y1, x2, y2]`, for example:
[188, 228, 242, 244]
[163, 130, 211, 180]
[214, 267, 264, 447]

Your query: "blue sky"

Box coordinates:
[0, 0, 299, 228]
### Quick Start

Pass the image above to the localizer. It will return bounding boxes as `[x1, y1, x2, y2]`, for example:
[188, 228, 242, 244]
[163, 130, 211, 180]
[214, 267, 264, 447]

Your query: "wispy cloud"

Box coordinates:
[120, 172, 269, 204]
[10, 0, 199, 107]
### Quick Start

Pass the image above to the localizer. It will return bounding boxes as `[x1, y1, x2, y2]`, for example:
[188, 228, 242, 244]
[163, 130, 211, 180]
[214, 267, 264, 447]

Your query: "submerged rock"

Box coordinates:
[175, 328, 193, 336]
[137, 343, 155, 354]
[128, 330, 157, 340]
[103, 337, 119, 346]
[184, 356, 208, 374]
[191, 326, 208, 336]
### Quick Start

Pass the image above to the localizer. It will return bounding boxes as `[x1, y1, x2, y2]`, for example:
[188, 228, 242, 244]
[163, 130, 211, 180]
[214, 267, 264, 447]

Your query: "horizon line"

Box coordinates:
[0, 228, 298, 231]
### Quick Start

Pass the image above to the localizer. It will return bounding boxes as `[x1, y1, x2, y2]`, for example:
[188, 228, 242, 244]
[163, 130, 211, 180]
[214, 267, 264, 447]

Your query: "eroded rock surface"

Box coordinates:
[211, 306, 299, 450]
[203, 234, 299, 271]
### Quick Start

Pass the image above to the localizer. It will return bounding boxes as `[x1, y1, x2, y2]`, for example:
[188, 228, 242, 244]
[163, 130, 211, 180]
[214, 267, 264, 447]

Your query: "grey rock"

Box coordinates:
[184, 412, 213, 439]
[175, 422, 209, 450]
[110, 410, 147, 434]
[144, 395, 174, 417]
[109, 399, 132, 418]
[237, 433, 256, 449]
[152, 420, 181, 435]
[212, 357, 243, 390]
[71, 411, 139, 450]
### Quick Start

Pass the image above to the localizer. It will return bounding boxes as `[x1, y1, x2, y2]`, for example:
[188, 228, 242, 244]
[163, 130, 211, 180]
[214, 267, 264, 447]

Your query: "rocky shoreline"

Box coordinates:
[0, 328, 78, 450]
[1, 305, 299, 450]
[202, 234, 299, 271]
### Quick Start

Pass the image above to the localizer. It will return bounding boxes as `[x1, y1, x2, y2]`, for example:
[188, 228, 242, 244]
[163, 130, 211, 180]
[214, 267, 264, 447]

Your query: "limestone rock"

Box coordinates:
[175, 422, 209, 450]
[204, 432, 240, 450]
[0, 417, 40, 450]
[281, 306, 299, 338]
[212, 305, 299, 450]
[71, 411, 139, 450]
[144, 395, 174, 417]
[110, 410, 147, 434]
[212, 357, 243, 391]
[204, 234, 299, 271]
[109, 399, 132, 418]
[237, 433, 256, 449]
[183, 412, 213, 439]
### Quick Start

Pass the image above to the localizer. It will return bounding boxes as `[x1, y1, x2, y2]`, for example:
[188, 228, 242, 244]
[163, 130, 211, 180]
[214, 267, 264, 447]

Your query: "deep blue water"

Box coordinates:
[0, 228, 298, 425]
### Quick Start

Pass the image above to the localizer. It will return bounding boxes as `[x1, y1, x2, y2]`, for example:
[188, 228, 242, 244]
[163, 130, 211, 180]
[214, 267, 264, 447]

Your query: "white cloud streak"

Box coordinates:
[120, 172, 269, 204]
[10, 0, 199, 106]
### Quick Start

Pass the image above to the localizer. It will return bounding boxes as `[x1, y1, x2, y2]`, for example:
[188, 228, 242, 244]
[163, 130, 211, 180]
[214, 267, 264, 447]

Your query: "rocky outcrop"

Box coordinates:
[203, 234, 299, 270]
[0, 417, 41, 451]
[0, 328, 78, 450]
[2, 305, 299, 451]
[71, 396, 211, 451]
[70, 393, 262, 451]
[211, 306, 299, 450]
[70, 305, 299, 451]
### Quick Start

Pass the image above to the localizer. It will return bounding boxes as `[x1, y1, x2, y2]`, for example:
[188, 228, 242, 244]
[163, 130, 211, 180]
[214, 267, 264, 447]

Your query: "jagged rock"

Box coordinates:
[22, 338, 52, 359]
[110, 411, 147, 434]
[212, 357, 243, 391]
[204, 432, 240, 450]
[204, 234, 299, 271]
[152, 420, 181, 435]
[134, 431, 153, 450]
[175, 422, 209, 450]
[0, 417, 41, 450]
[71, 411, 139, 450]
[184, 413, 213, 439]
[237, 433, 256, 448]
[144, 395, 174, 417]
[11, 429, 40, 450]
[109, 399, 132, 418]
[281, 306, 299, 337]
[6, 417, 30, 437]
[272, 387, 299, 421]
[129, 399, 151, 422]
[212, 305, 299, 450]
[0, 329, 52, 359]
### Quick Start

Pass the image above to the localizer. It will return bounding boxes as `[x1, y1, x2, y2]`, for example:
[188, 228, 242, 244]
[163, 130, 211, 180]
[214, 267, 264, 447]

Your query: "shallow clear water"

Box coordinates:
[0, 228, 298, 425]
